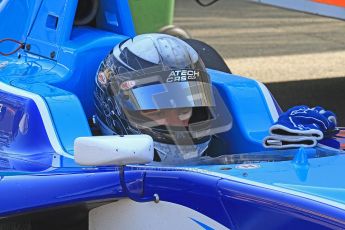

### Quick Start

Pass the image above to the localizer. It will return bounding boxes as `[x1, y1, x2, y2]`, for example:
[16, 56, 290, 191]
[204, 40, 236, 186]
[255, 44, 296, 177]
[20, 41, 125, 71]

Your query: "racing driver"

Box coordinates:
[93, 33, 232, 163]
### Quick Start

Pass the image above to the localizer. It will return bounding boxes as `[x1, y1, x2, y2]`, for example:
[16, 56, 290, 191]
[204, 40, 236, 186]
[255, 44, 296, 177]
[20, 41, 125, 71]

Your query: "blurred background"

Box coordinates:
[171, 0, 345, 124]
[129, 0, 345, 124]
[174, 0, 345, 82]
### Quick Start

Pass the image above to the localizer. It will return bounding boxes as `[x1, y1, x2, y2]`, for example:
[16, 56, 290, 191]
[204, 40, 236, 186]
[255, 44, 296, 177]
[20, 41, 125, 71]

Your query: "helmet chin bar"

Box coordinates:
[154, 138, 211, 163]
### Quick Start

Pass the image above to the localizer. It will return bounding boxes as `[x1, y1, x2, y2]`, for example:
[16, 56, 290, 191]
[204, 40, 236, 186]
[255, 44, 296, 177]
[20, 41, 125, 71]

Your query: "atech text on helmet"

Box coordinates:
[166, 70, 200, 83]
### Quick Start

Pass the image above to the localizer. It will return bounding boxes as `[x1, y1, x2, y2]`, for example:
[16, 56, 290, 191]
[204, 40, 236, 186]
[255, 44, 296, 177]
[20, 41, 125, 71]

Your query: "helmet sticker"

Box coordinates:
[97, 71, 107, 85]
[120, 80, 136, 90]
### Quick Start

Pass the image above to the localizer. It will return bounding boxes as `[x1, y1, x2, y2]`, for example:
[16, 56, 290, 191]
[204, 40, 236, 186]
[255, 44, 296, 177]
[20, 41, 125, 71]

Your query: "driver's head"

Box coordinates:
[94, 34, 232, 163]
[140, 108, 192, 127]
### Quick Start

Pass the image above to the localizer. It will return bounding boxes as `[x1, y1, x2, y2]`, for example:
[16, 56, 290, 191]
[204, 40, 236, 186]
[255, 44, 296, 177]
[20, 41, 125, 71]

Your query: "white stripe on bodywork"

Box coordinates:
[0, 81, 73, 160]
[89, 199, 230, 230]
[257, 81, 279, 122]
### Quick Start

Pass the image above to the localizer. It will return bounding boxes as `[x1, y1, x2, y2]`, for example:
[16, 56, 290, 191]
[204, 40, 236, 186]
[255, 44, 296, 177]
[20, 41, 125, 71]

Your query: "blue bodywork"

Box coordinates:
[1, 0, 345, 229]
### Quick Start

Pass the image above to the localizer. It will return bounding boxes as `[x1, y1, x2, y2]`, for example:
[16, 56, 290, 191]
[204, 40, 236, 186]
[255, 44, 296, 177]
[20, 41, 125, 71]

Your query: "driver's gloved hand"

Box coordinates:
[263, 105, 338, 149]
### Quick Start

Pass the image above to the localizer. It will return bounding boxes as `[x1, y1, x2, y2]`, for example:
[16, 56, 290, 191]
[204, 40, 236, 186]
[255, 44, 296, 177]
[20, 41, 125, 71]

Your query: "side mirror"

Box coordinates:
[74, 135, 154, 166]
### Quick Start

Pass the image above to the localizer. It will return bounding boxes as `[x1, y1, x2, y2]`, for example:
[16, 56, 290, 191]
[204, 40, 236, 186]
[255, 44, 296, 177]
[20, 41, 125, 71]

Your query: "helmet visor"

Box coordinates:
[130, 81, 214, 110]
[107, 67, 232, 146]
[111, 69, 214, 111]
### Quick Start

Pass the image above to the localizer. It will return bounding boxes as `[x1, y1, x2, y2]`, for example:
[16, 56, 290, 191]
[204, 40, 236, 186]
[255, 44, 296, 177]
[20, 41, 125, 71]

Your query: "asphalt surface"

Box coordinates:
[174, 0, 345, 124]
[174, 0, 345, 82]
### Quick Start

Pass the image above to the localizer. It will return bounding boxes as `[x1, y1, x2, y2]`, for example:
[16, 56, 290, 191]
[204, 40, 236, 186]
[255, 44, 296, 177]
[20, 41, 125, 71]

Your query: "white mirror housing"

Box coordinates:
[74, 135, 154, 166]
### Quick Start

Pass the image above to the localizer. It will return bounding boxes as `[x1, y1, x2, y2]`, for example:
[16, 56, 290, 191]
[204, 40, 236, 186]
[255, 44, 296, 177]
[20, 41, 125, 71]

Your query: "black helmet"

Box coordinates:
[94, 34, 231, 162]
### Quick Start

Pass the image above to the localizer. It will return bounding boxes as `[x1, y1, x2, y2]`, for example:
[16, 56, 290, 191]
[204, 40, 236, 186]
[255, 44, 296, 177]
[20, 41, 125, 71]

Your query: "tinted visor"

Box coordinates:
[130, 81, 214, 110]
[112, 69, 214, 111]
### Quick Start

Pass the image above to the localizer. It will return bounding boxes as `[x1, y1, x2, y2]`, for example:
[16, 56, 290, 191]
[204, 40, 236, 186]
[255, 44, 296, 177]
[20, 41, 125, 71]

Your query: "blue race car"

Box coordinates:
[0, 0, 345, 229]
